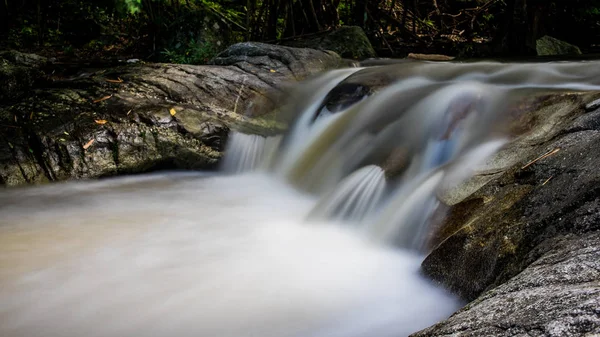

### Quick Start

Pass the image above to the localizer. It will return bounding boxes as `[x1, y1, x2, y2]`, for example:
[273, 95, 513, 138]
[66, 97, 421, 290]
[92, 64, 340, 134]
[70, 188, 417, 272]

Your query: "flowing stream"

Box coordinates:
[2, 60, 600, 337]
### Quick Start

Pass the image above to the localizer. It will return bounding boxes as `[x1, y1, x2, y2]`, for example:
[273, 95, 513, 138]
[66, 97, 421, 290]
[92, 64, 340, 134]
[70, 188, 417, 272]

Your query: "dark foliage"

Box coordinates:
[1, 0, 599, 60]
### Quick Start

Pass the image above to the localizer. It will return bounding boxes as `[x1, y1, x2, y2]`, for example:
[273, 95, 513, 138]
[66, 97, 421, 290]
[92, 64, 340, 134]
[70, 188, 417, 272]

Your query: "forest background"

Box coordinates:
[1, 0, 599, 64]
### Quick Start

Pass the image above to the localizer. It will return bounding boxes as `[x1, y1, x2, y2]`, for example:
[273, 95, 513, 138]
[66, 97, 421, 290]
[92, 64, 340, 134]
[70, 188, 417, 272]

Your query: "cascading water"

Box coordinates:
[220, 132, 282, 173]
[2, 61, 600, 337]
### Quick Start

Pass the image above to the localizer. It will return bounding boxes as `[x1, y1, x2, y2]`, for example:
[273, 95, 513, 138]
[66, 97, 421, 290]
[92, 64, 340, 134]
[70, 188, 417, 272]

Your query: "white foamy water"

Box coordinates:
[6, 59, 600, 337]
[0, 173, 460, 337]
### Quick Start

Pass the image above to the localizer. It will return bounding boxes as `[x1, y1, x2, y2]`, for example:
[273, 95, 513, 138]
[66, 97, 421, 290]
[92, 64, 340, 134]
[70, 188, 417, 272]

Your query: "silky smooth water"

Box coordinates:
[3, 60, 600, 337]
[0, 173, 459, 337]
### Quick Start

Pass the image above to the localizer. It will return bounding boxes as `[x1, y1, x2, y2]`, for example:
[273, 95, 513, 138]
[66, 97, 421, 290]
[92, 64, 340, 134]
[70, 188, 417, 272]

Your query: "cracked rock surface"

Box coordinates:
[0, 43, 341, 186]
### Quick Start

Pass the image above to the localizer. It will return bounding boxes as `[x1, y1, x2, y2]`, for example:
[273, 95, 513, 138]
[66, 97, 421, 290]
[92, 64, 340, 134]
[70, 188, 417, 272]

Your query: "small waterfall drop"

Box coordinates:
[225, 60, 600, 250]
[221, 132, 281, 173]
[308, 165, 386, 222]
[4, 60, 600, 337]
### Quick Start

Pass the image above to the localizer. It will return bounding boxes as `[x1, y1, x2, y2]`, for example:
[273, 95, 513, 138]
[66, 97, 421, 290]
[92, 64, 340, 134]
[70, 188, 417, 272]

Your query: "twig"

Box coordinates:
[367, 8, 395, 55]
[368, 4, 420, 40]
[470, 0, 501, 29]
[233, 78, 246, 114]
[199, 2, 247, 31]
[105, 77, 123, 83]
[93, 95, 113, 103]
[541, 176, 553, 186]
[521, 148, 560, 170]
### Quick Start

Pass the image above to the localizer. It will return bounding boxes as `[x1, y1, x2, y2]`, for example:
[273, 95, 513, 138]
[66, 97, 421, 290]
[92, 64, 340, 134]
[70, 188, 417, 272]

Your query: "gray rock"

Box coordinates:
[211, 42, 343, 85]
[585, 98, 600, 112]
[536, 36, 582, 56]
[0, 43, 341, 186]
[413, 233, 600, 337]
[415, 94, 600, 336]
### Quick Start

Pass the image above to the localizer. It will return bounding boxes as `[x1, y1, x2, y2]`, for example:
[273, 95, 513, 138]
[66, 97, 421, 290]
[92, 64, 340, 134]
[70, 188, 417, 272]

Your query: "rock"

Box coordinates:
[0, 43, 341, 187]
[413, 233, 600, 336]
[585, 98, 600, 112]
[414, 93, 600, 336]
[210, 42, 343, 84]
[536, 36, 582, 56]
[407, 53, 455, 61]
[0, 50, 48, 102]
[282, 26, 376, 60]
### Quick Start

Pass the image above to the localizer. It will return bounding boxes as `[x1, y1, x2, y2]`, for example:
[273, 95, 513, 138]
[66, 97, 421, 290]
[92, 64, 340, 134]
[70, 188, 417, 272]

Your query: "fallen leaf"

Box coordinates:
[83, 139, 95, 150]
[95, 119, 108, 125]
[93, 95, 112, 103]
[169, 108, 177, 116]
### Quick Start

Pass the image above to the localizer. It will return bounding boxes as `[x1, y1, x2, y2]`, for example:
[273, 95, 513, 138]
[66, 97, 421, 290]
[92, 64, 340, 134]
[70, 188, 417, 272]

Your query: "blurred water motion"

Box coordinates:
[5, 60, 600, 336]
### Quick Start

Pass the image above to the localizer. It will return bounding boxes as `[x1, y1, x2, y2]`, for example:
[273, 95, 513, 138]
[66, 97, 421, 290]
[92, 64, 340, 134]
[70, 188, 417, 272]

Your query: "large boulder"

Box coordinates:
[283, 26, 376, 60]
[536, 36, 582, 56]
[415, 232, 600, 336]
[0, 43, 342, 186]
[210, 41, 343, 84]
[412, 92, 600, 336]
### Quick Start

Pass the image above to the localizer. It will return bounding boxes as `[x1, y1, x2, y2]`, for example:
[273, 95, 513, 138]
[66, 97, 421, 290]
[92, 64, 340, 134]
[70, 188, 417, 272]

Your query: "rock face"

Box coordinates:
[0, 43, 341, 186]
[413, 93, 600, 336]
[536, 36, 582, 56]
[416, 233, 600, 336]
[283, 26, 377, 60]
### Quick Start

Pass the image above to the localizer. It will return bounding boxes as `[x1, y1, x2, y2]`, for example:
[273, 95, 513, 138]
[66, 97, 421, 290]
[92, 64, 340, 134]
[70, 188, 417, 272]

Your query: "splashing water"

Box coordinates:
[3, 60, 600, 337]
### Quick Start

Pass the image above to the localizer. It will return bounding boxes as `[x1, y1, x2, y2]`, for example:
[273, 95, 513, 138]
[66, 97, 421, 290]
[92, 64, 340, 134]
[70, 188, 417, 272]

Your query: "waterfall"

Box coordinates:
[221, 132, 281, 173]
[307, 165, 386, 222]
[4, 60, 600, 337]
[224, 60, 600, 250]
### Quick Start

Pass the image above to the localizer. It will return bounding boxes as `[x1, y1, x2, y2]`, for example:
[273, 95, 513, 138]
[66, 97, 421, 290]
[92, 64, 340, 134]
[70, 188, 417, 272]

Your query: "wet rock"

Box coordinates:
[0, 43, 341, 187]
[414, 94, 600, 336]
[282, 26, 376, 60]
[536, 36, 582, 56]
[585, 98, 600, 112]
[414, 233, 600, 337]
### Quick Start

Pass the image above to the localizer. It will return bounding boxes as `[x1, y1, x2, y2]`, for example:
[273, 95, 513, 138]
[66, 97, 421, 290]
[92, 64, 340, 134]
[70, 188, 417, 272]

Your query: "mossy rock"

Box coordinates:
[536, 35, 582, 56]
[283, 26, 376, 60]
